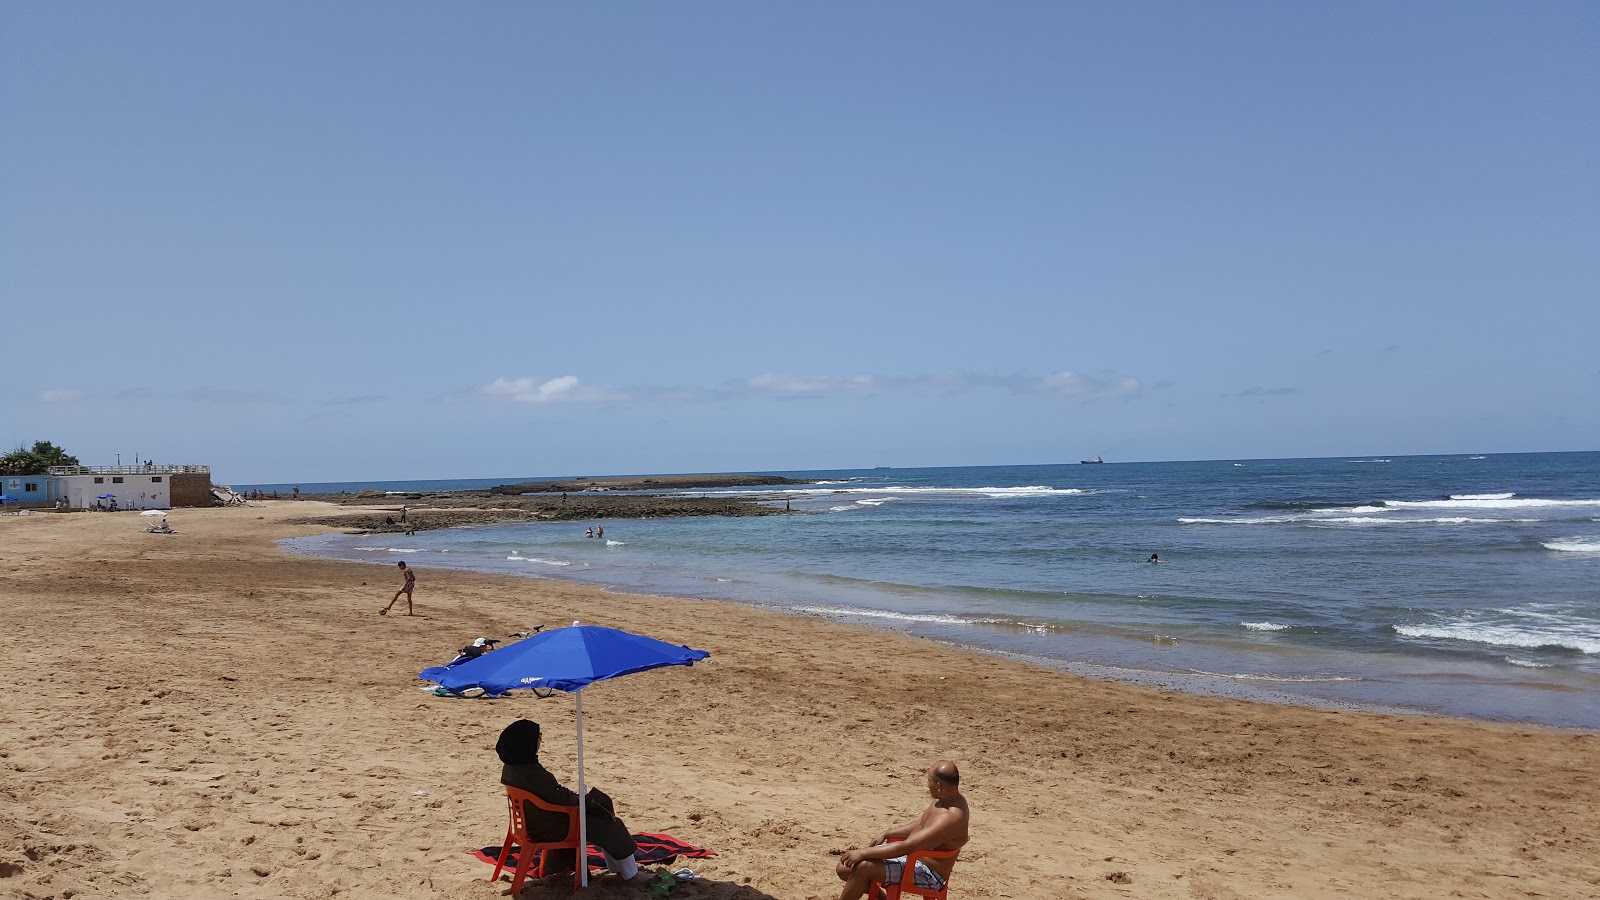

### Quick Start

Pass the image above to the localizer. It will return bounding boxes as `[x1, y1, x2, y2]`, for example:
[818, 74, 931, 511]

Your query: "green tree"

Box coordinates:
[0, 441, 80, 476]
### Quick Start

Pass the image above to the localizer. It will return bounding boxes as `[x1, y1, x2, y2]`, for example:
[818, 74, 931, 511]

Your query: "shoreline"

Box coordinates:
[3, 501, 1598, 898]
[289, 517, 1600, 733]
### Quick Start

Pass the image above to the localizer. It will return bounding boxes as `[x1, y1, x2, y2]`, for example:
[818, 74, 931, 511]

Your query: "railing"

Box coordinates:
[47, 464, 211, 476]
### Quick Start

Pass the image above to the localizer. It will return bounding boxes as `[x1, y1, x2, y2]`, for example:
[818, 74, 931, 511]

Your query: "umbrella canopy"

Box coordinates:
[140, 509, 168, 517]
[421, 624, 708, 694]
[419, 623, 708, 886]
[97, 493, 116, 499]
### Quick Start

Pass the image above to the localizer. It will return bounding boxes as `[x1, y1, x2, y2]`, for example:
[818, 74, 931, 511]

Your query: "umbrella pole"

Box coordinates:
[575, 687, 588, 889]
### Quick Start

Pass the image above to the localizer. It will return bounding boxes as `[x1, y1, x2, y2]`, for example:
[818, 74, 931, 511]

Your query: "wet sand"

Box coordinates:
[2, 502, 1596, 899]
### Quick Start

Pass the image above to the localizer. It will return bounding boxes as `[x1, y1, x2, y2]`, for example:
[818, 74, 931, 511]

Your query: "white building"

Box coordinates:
[45, 465, 212, 510]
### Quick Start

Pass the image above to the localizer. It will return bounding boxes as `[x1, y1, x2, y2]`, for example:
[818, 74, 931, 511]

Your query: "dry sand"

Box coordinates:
[2, 502, 1597, 900]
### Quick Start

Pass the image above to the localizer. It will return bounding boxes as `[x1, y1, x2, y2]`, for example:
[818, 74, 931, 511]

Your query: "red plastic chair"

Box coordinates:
[868, 847, 960, 900]
[490, 785, 584, 894]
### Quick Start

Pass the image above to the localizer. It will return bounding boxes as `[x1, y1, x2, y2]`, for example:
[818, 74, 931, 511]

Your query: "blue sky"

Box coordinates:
[3, 2, 1596, 483]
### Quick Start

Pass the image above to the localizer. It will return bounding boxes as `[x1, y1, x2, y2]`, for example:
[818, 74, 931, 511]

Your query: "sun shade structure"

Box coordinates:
[419, 623, 709, 887]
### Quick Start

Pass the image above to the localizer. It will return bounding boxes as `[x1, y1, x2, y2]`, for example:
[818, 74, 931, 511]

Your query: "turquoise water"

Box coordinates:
[281, 452, 1600, 729]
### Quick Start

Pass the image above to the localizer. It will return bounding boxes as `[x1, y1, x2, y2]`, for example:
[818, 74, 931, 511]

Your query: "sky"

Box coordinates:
[3, 2, 1596, 484]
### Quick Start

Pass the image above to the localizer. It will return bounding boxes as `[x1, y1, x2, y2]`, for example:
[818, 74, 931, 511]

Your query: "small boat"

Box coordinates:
[1080, 456, 1104, 464]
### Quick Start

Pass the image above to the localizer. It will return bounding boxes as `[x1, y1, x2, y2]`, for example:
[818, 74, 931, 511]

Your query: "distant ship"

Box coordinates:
[1080, 456, 1104, 464]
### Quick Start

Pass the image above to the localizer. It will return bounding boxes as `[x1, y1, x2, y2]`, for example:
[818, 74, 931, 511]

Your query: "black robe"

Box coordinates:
[501, 759, 637, 863]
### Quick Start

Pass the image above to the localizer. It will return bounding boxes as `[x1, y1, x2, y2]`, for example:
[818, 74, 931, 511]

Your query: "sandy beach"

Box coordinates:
[2, 502, 1597, 900]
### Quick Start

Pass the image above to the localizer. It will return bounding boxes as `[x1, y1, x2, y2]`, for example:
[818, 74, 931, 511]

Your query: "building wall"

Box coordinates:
[58, 474, 171, 509]
[1, 475, 54, 506]
[169, 473, 213, 508]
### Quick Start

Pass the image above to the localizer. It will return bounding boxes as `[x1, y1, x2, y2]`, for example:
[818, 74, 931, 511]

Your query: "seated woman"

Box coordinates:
[495, 719, 643, 881]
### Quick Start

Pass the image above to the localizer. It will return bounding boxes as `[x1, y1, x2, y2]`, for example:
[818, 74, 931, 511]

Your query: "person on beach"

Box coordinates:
[596, 524, 603, 539]
[585, 527, 594, 538]
[381, 561, 415, 615]
[834, 760, 969, 900]
[496, 719, 647, 882]
[400, 505, 408, 523]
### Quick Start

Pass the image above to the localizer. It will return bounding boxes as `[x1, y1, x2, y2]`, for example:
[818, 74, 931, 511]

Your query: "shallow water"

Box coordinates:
[280, 452, 1600, 729]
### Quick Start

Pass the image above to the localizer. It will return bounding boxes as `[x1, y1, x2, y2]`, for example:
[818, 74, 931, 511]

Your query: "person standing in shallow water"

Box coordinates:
[381, 561, 415, 615]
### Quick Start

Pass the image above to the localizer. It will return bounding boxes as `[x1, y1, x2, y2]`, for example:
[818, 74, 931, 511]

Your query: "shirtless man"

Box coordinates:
[380, 561, 416, 616]
[835, 760, 970, 900]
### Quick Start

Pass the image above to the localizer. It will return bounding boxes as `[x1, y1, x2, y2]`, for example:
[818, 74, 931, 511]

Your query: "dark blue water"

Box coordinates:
[283, 452, 1600, 729]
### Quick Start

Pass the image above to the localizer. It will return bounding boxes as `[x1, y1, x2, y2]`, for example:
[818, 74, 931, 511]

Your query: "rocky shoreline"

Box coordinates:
[288, 484, 796, 534]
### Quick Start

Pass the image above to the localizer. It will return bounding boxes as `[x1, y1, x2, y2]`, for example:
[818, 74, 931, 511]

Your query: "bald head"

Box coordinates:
[931, 760, 960, 786]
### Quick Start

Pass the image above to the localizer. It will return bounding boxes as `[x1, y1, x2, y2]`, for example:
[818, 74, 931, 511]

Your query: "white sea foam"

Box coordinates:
[829, 505, 855, 512]
[1470, 455, 1487, 460]
[1504, 657, 1554, 668]
[506, 555, 571, 567]
[1313, 516, 1502, 526]
[358, 547, 423, 553]
[788, 604, 968, 625]
[1451, 492, 1515, 500]
[835, 485, 1087, 499]
[1350, 459, 1391, 463]
[1382, 497, 1600, 511]
[1242, 622, 1291, 631]
[605, 539, 626, 547]
[1543, 539, 1600, 553]
[1189, 670, 1361, 683]
[1394, 623, 1600, 655]
[856, 498, 894, 506]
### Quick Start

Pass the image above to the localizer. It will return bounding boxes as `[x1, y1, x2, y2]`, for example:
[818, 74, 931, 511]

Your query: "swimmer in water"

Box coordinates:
[1148, 553, 1160, 564]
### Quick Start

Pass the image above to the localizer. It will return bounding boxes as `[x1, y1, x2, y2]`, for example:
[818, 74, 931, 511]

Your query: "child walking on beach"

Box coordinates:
[381, 561, 416, 616]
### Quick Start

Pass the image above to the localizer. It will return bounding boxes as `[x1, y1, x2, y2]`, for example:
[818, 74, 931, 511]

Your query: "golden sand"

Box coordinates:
[2, 502, 1596, 899]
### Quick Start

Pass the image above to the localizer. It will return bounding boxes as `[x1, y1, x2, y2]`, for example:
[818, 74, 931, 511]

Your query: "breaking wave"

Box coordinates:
[1543, 539, 1600, 553]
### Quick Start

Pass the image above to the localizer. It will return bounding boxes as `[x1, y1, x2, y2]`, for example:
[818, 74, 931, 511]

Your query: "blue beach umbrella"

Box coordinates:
[97, 493, 116, 499]
[420, 623, 709, 886]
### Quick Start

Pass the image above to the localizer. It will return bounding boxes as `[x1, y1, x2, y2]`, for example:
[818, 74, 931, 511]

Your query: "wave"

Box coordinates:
[1187, 670, 1362, 683]
[1241, 621, 1291, 631]
[506, 554, 571, 566]
[357, 547, 424, 553]
[828, 505, 855, 512]
[1393, 623, 1600, 655]
[1451, 492, 1515, 500]
[836, 485, 1088, 499]
[1543, 539, 1600, 553]
[707, 484, 1088, 499]
[1504, 658, 1553, 669]
[855, 498, 894, 506]
[1311, 516, 1505, 526]
[788, 604, 969, 625]
[605, 539, 626, 547]
[1381, 497, 1600, 511]
[1180, 514, 1514, 527]
[1349, 459, 1391, 464]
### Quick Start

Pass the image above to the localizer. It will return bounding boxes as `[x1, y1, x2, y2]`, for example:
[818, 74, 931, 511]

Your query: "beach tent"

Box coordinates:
[420, 623, 709, 887]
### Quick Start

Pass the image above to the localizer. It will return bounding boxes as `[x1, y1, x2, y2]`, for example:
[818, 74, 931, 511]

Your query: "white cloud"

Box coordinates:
[477, 376, 615, 404]
[1039, 371, 1141, 399]
[746, 373, 875, 396]
[38, 388, 83, 403]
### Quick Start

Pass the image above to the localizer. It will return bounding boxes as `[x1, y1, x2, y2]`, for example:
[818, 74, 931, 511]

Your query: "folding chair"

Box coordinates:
[490, 785, 583, 894]
[868, 847, 959, 899]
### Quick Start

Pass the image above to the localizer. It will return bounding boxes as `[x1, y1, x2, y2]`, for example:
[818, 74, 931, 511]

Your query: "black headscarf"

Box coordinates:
[496, 719, 541, 765]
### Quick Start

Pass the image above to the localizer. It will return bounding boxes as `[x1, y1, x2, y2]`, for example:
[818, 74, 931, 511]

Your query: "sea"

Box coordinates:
[262, 452, 1600, 731]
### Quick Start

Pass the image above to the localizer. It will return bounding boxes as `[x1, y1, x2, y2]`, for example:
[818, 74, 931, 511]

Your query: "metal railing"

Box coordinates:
[47, 464, 211, 476]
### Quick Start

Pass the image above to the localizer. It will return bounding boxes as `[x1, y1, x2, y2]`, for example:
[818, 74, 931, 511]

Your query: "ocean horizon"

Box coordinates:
[274, 450, 1600, 730]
